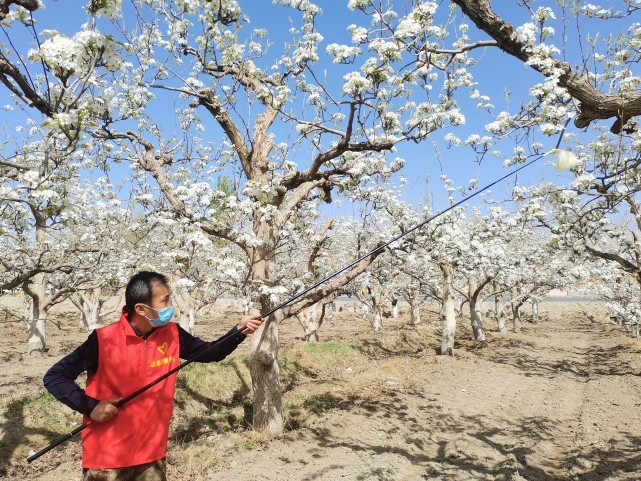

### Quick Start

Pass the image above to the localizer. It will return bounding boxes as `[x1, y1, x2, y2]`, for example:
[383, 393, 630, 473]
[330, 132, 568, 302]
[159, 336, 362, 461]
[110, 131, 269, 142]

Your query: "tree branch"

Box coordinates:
[0, 52, 52, 116]
[451, 0, 641, 133]
[0, 159, 36, 171]
[426, 39, 498, 55]
[111, 130, 248, 249]
[192, 88, 252, 175]
[0, 0, 38, 20]
[282, 246, 386, 318]
[582, 234, 639, 274]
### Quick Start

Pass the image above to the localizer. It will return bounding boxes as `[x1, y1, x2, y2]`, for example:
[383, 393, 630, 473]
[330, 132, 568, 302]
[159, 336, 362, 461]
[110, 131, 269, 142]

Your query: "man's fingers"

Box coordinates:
[243, 317, 264, 333]
[91, 398, 122, 422]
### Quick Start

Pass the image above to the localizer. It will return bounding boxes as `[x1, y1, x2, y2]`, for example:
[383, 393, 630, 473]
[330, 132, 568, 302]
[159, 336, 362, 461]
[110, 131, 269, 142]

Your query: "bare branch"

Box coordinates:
[426, 39, 498, 55]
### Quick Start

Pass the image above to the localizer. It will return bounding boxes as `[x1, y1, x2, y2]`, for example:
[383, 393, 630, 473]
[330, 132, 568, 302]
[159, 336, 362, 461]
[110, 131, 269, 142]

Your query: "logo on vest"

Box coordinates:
[157, 342, 169, 355]
[151, 355, 175, 368]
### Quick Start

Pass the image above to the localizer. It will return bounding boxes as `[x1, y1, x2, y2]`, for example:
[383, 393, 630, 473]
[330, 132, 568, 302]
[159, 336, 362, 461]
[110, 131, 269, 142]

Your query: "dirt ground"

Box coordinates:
[1, 297, 641, 481]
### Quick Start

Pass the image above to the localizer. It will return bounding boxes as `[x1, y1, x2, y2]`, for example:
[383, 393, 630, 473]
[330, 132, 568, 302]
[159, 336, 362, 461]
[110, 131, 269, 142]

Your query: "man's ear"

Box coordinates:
[134, 303, 146, 316]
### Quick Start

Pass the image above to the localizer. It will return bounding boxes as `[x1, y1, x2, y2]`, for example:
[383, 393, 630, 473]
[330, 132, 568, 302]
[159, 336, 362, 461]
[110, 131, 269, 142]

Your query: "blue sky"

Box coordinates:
[0, 1, 634, 219]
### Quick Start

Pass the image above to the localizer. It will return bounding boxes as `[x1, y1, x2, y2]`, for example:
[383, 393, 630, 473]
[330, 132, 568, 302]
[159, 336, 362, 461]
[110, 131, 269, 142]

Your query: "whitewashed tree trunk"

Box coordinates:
[371, 307, 383, 332]
[24, 272, 47, 355]
[410, 302, 421, 325]
[356, 288, 383, 332]
[71, 290, 105, 331]
[88, 302, 102, 330]
[360, 299, 370, 319]
[250, 305, 283, 436]
[296, 295, 336, 342]
[241, 293, 252, 316]
[370, 289, 383, 332]
[249, 217, 284, 437]
[180, 307, 196, 335]
[493, 282, 507, 333]
[440, 263, 456, 355]
[22, 295, 32, 323]
[325, 299, 335, 323]
[531, 300, 539, 323]
[296, 303, 320, 342]
[402, 289, 422, 326]
[468, 278, 485, 341]
[173, 293, 197, 335]
[408, 293, 422, 326]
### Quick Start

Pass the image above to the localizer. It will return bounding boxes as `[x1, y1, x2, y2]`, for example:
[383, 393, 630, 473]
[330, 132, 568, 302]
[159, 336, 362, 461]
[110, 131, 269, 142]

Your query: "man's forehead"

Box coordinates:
[151, 282, 171, 297]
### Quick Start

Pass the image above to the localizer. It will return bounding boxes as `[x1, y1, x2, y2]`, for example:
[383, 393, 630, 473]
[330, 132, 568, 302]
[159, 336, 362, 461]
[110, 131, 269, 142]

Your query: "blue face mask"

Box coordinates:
[142, 305, 174, 327]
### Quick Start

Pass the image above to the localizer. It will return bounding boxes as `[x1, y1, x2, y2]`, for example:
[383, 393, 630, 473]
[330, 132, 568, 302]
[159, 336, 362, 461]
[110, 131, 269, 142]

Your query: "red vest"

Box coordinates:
[82, 309, 180, 468]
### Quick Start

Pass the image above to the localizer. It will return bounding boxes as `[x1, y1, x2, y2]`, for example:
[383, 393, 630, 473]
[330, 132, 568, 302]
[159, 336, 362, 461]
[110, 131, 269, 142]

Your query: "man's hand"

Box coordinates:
[237, 314, 264, 335]
[90, 398, 121, 422]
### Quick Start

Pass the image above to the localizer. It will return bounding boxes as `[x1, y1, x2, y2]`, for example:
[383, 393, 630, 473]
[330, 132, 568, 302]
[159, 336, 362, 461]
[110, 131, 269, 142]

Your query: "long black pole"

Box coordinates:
[27, 153, 546, 463]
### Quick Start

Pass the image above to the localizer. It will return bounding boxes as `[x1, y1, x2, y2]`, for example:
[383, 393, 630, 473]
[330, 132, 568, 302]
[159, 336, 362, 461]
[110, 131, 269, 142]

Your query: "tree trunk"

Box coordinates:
[468, 278, 485, 341]
[250, 305, 283, 436]
[511, 288, 522, 332]
[493, 282, 507, 334]
[407, 292, 422, 326]
[531, 300, 539, 323]
[371, 307, 383, 332]
[440, 263, 456, 355]
[249, 220, 284, 436]
[241, 294, 252, 316]
[360, 299, 370, 319]
[71, 290, 105, 331]
[402, 290, 421, 325]
[470, 299, 485, 341]
[513, 305, 522, 332]
[296, 303, 320, 342]
[296, 295, 335, 342]
[324, 297, 335, 323]
[24, 272, 47, 355]
[356, 287, 383, 331]
[370, 290, 383, 331]
[77, 303, 88, 331]
[179, 307, 196, 335]
[23, 295, 32, 323]
[88, 300, 103, 330]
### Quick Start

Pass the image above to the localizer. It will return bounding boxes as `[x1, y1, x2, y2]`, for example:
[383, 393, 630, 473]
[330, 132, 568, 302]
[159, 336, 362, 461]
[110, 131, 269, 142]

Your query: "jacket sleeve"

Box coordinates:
[178, 325, 246, 362]
[43, 331, 101, 417]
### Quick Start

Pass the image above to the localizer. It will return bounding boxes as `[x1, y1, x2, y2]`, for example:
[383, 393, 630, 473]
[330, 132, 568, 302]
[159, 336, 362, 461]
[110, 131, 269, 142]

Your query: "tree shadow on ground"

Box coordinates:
[291, 388, 641, 481]
[0, 397, 80, 479]
[170, 374, 252, 444]
[482, 342, 640, 379]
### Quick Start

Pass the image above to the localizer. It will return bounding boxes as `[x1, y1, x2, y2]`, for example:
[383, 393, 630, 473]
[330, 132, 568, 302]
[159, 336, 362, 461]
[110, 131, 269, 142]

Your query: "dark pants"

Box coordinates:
[83, 458, 167, 481]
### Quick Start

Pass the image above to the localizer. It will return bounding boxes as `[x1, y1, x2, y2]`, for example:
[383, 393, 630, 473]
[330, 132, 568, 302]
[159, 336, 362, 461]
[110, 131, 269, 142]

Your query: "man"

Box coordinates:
[43, 271, 263, 481]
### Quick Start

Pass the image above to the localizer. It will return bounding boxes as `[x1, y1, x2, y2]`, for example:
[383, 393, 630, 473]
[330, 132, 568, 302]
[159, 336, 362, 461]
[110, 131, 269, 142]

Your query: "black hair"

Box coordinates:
[125, 271, 169, 313]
